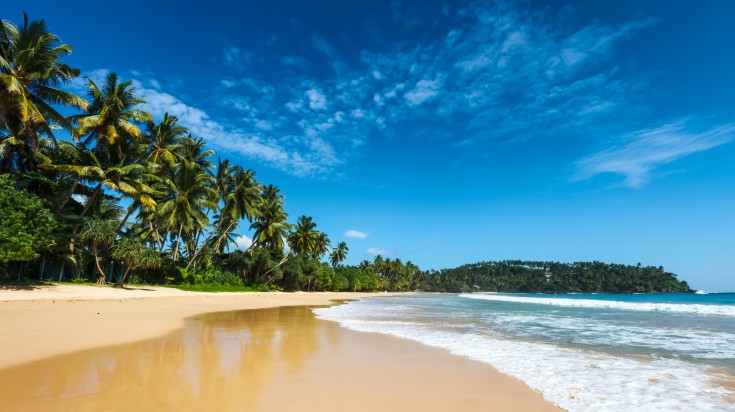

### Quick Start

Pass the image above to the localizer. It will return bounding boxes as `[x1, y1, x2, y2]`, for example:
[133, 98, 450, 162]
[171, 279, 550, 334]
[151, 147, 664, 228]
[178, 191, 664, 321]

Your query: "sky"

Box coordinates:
[6, 0, 735, 291]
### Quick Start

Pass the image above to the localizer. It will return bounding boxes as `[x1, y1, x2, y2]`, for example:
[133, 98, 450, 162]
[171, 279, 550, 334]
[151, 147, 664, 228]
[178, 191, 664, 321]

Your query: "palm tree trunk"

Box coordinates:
[72, 182, 103, 235]
[115, 265, 133, 288]
[78, 183, 103, 220]
[57, 263, 65, 282]
[55, 176, 81, 217]
[38, 254, 46, 281]
[186, 219, 236, 271]
[116, 202, 137, 233]
[263, 251, 291, 282]
[172, 224, 183, 261]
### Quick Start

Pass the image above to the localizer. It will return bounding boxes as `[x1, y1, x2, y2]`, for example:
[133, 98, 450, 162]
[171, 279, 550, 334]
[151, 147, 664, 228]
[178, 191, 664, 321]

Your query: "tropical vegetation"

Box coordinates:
[425, 260, 691, 293]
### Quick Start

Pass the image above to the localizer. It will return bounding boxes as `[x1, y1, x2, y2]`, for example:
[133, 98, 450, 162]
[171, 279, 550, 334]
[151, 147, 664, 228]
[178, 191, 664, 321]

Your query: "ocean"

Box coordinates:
[313, 293, 735, 411]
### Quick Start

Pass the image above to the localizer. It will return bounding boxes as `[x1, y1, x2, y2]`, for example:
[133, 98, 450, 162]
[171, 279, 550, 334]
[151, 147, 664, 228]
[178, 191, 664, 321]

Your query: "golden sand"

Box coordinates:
[0, 285, 560, 411]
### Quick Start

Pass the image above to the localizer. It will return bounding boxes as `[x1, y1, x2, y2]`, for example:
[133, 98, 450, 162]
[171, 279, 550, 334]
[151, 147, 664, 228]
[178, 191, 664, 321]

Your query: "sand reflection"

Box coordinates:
[0, 306, 328, 412]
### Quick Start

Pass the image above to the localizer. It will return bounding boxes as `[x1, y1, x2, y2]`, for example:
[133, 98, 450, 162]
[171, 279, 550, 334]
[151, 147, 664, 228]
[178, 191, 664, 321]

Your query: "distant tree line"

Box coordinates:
[424, 260, 691, 294]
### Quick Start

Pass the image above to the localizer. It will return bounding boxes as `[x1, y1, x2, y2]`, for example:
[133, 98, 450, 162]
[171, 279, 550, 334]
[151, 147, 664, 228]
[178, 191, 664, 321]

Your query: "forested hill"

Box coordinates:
[424, 260, 692, 294]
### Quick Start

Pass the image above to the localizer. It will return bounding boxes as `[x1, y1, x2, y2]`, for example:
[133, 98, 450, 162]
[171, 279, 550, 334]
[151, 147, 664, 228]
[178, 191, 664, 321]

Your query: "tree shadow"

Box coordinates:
[118, 286, 156, 292]
[0, 282, 55, 291]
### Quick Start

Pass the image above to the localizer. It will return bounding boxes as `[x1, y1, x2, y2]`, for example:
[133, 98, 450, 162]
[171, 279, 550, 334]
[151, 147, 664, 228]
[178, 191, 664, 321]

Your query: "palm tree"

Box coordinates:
[187, 164, 261, 269]
[156, 160, 217, 261]
[72, 148, 157, 225]
[79, 218, 116, 284]
[330, 241, 348, 268]
[70, 72, 151, 158]
[250, 185, 288, 250]
[0, 14, 87, 170]
[143, 113, 186, 171]
[38, 141, 103, 216]
[288, 215, 318, 256]
[211, 167, 261, 249]
[312, 232, 331, 259]
[178, 135, 214, 170]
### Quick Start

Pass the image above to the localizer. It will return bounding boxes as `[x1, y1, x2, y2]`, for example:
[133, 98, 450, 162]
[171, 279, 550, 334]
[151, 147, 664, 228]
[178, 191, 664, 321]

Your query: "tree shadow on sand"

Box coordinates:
[0, 282, 55, 291]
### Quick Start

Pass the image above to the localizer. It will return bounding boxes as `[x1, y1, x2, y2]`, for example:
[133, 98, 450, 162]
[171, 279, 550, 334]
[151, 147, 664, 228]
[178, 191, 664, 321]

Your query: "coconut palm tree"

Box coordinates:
[187, 164, 262, 269]
[72, 148, 157, 225]
[250, 200, 290, 251]
[0, 14, 87, 170]
[143, 113, 186, 172]
[312, 231, 331, 259]
[178, 135, 214, 170]
[70, 72, 151, 158]
[38, 141, 103, 216]
[330, 241, 348, 268]
[288, 215, 318, 256]
[79, 218, 116, 284]
[211, 167, 261, 248]
[156, 160, 217, 261]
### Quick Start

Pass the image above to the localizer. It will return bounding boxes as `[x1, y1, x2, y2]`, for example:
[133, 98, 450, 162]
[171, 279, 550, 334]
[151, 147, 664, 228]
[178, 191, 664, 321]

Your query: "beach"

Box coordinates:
[0, 284, 559, 411]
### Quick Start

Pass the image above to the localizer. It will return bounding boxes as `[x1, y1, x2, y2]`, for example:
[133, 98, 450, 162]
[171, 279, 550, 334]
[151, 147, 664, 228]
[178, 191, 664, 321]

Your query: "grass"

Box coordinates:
[159, 284, 273, 293]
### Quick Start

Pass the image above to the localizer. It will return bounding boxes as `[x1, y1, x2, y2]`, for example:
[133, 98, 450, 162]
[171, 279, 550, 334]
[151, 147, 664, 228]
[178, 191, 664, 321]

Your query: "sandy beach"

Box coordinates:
[0, 284, 560, 411]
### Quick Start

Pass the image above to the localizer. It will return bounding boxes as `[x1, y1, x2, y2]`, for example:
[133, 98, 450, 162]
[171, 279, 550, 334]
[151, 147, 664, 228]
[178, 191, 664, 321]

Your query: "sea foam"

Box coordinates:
[314, 298, 733, 412]
[459, 293, 735, 316]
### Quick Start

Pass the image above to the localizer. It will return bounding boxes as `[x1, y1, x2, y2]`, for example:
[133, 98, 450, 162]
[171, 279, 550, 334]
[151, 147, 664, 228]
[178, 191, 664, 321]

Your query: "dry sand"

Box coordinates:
[0, 284, 560, 411]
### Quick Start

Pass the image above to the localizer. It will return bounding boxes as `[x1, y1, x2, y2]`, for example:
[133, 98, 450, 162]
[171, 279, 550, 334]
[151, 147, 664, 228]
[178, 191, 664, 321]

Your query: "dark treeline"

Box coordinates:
[424, 260, 691, 293]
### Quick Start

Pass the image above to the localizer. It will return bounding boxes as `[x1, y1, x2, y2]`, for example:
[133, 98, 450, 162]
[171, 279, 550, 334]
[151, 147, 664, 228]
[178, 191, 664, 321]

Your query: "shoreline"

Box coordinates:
[0, 284, 561, 411]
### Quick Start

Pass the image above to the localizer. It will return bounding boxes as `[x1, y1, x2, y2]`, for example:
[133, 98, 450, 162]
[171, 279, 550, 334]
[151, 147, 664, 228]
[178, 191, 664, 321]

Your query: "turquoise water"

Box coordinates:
[314, 293, 735, 411]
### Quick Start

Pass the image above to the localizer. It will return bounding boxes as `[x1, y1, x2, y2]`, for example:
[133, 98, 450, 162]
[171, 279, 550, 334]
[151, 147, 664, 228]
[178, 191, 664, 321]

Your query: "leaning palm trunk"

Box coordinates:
[186, 219, 236, 271]
[116, 202, 137, 233]
[263, 251, 292, 284]
[54, 176, 81, 217]
[171, 224, 183, 261]
[115, 265, 134, 288]
[71, 183, 103, 236]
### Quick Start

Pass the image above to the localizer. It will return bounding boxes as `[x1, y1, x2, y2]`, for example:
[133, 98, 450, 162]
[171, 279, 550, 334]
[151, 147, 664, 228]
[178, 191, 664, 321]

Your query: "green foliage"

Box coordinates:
[0, 175, 56, 263]
[425, 260, 691, 294]
[163, 283, 272, 293]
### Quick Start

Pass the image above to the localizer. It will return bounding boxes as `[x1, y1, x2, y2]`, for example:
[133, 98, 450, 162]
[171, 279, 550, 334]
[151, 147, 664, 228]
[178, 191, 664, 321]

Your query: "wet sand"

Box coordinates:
[0, 285, 560, 411]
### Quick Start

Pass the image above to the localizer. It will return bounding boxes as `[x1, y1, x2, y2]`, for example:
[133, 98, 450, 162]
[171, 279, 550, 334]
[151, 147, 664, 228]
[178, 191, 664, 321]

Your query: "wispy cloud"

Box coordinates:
[367, 247, 391, 256]
[223, 45, 252, 71]
[76, 1, 663, 178]
[131, 77, 340, 177]
[345, 230, 368, 239]
[194, 0, 660, 177]
[574, 121, 735, 188]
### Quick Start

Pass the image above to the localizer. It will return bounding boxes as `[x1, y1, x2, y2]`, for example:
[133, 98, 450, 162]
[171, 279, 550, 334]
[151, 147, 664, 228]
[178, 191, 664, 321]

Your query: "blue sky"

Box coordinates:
[7, 0, 735, 291]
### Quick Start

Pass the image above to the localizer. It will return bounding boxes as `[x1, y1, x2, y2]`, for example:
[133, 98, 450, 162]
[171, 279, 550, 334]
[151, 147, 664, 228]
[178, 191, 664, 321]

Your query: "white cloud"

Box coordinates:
[404, 79, 442, 106]
[255, 120, 273, 130]
[306, 89, 327, 110]
[345, 230, 368, 239]
[574, 121, 735, 188]
[235, 235, 252, 251]
[367, 247, 391, 256]
[131, 79, 339, 177]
